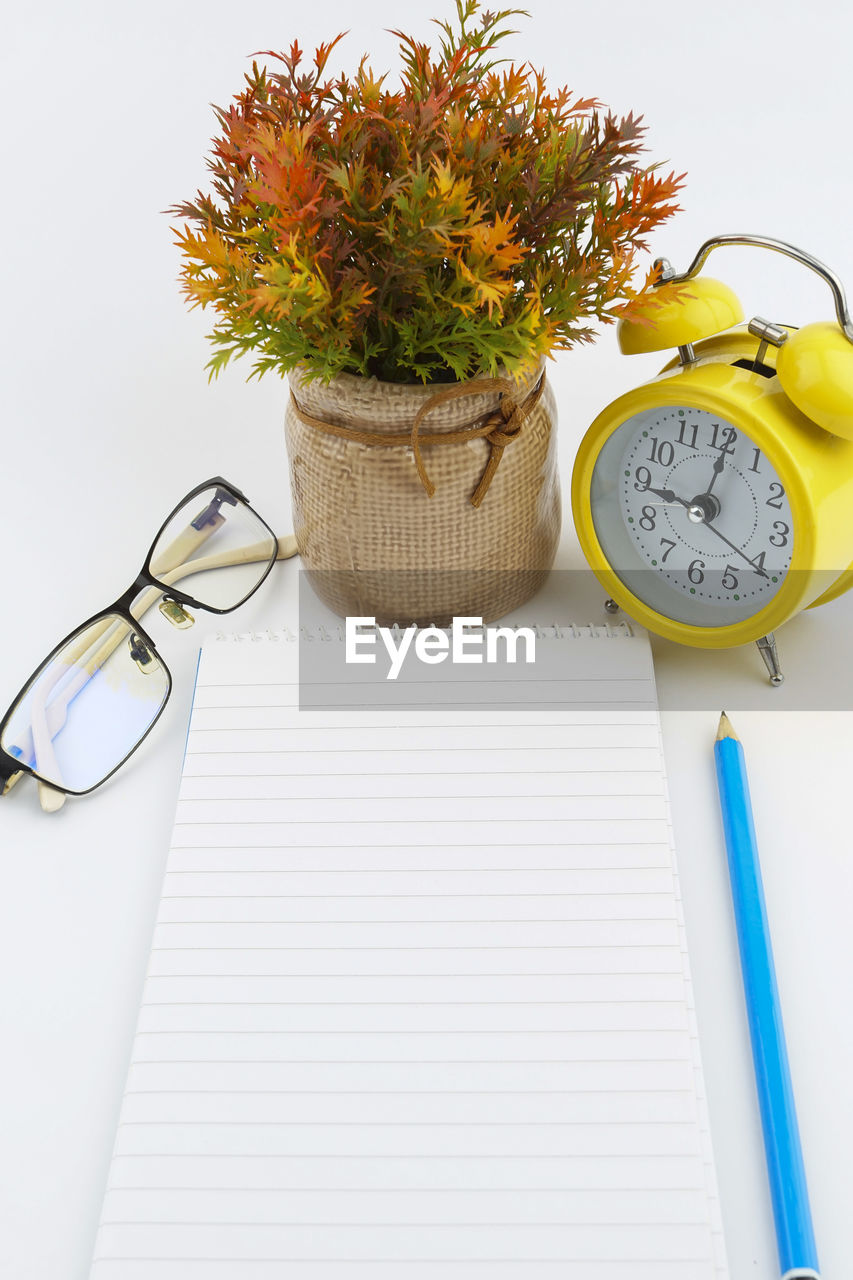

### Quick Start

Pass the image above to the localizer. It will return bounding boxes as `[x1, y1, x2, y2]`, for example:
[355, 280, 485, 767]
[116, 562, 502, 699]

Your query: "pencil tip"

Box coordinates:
[716, 711, 737, 741]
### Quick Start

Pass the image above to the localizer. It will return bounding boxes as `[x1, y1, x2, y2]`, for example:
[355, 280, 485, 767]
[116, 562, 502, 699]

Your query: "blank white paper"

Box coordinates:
[90, 626, 728, 1279]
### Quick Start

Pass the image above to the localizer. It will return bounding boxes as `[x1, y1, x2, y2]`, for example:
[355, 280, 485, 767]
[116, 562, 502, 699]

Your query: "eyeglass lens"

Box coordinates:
[148, 485, 277, 610]
[1, 484, 279, 796]
[0, 615, 170, 793]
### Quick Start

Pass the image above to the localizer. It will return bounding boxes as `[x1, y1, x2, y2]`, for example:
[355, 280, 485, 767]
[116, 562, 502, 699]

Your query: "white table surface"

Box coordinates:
[2, 2, 852, 1277]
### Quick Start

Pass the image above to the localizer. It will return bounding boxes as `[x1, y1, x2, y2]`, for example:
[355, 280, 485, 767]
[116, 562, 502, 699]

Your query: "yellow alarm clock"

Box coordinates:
[571, 233, 853, 684]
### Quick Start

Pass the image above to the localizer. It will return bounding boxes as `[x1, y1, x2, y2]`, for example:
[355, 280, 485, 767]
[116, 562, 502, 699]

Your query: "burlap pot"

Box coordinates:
[285, 359, 560, 625]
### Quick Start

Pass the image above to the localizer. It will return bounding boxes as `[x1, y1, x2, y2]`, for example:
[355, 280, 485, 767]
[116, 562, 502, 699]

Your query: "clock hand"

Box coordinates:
[647, 486, 691, 508]
[702, 519, 769, 578]
[645, 487, 769, 578]
[703, 451, 726, 498]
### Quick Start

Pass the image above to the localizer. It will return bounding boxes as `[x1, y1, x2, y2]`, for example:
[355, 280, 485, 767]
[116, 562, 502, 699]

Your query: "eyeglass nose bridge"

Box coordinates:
[112, 572, 165, 616]
[112, 572, 198, 622]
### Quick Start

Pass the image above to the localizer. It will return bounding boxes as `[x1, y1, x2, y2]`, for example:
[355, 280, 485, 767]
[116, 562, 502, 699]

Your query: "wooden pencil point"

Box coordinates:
[717, 711, 737, 741]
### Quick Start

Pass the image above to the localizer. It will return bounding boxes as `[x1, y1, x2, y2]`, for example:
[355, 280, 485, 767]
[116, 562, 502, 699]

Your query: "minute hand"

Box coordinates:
[646, 487, 769, 578]
[703, 519, 769, 578]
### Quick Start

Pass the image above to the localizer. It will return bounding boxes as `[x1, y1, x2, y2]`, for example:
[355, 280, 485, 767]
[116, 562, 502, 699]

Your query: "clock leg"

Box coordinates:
[604, 599, 620, 614]
[756, 633, 784, 687]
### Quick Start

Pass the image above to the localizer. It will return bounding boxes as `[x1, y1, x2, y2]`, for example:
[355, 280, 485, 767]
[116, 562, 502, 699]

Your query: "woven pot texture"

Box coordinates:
[285, 359, 560, 626]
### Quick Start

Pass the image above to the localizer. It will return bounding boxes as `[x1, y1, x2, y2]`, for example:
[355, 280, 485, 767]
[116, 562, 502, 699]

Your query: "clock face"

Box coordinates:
[589, 406, 794, 627]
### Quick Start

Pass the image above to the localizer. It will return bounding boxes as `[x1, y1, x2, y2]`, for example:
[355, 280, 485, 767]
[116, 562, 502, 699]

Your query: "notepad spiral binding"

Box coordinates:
[213, 620, 635, 643]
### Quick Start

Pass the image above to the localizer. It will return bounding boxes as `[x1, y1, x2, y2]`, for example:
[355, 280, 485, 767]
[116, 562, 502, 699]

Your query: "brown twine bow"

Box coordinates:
[288, 371, 546, 508]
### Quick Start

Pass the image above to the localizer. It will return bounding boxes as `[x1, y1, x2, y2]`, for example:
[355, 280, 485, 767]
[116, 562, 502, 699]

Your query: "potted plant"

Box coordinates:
[171, 1, 683, 624]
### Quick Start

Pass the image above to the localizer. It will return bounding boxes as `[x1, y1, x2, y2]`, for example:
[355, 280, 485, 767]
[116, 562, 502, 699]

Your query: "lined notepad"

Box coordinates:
[91, 625, 728, 1278]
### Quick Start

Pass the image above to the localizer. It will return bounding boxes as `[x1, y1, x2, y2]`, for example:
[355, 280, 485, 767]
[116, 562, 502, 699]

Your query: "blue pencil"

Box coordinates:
[714, 712, 820, 1280]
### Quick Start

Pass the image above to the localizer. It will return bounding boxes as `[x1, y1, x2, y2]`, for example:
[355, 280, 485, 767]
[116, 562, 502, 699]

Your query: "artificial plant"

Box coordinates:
[172, 1, 684, 384]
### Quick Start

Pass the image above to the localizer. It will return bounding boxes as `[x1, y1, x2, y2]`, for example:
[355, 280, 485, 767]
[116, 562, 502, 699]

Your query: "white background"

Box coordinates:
[2, 1, 852, 1276]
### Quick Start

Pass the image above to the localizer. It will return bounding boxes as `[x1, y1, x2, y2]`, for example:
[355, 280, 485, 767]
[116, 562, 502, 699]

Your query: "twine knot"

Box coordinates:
[289, 371, 545, 509]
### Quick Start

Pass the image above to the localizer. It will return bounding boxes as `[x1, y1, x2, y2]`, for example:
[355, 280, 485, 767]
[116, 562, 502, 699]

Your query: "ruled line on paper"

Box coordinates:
[137, 972, 682, 979]
[129, 1054, 696, 1064]
[188, 718, 661, 726]
[174, 793, 663, 800]
[105, 1157, 704, 1166]
[193, 679, 652, 688]
[167, 842, 673, 849]
[103, 1188, 709, 1197]
[117, 1118, 697, 1126]
[170, 821, 669, 828]
[144, 921, 676, 931]
[161, 896, 671, 906]
[147, 945, 682, 951]
[97, 1219, 717, 1228]
[160, 869, 675, 875]
[137, 1001, 689, 1007]
[179, 769, 665, 777]
[184, 745, 660, 753]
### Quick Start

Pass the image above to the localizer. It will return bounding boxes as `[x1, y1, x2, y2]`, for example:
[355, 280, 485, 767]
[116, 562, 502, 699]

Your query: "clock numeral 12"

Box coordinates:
[710, 424, 737, 453]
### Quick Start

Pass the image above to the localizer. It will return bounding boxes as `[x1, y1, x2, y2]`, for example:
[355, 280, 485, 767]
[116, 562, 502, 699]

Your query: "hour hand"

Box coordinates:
[703, 452, 726, 498]
[647, 485, 690, 508]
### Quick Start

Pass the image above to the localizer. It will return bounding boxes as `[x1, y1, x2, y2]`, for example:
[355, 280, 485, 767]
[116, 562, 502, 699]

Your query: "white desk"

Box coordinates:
[2, 413, 852, 1278]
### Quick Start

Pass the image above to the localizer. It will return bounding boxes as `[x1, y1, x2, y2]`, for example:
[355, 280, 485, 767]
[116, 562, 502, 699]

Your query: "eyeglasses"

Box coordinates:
[0, 477, 292, 812]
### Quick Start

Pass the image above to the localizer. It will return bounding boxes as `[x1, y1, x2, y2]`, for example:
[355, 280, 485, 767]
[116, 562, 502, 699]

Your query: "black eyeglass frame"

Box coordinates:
[0, 476, 279, 798]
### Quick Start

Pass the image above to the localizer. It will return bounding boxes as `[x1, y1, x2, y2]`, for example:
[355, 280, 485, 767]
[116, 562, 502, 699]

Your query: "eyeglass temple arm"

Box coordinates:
[26, 529, 298, 811]
[127, 532, 298, 635]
